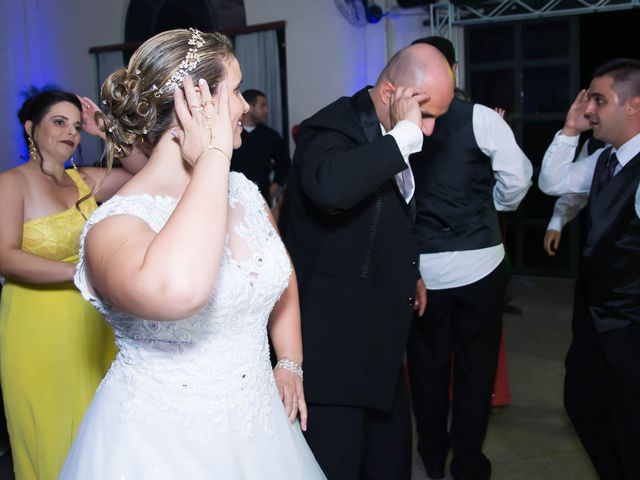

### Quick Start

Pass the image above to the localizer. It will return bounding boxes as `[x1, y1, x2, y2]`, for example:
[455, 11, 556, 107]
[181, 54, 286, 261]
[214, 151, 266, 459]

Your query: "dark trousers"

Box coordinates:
[303, 373, 412, 480]
[564, 318, 640, 479]
[407, 261, 506, 479]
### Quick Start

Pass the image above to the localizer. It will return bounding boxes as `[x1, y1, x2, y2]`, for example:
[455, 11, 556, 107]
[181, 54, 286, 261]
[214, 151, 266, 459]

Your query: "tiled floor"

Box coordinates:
[0, 275, 596, 479]
[412, 275, 597, 480]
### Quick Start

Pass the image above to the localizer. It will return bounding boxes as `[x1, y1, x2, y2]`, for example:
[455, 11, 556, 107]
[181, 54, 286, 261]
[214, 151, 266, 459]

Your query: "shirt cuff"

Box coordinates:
[387, 120, 423, 159]
[555, 130, 580, 146]
[547, 216, 563, 232]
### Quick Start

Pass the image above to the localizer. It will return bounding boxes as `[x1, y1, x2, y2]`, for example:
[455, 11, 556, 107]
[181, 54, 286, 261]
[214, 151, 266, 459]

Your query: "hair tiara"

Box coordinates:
[152, 28, 206, 98]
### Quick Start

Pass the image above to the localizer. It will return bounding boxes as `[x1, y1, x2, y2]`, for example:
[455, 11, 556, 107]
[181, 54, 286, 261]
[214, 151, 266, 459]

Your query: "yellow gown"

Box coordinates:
[0, 169, 116, 480]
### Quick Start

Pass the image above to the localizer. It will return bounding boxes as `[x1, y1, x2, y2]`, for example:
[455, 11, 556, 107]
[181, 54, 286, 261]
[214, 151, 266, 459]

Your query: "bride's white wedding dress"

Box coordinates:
[60, 172, 326, 479]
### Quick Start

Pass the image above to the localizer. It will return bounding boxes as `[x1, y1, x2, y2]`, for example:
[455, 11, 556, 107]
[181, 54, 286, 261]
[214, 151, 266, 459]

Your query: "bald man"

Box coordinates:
[283, 45, 453, 479]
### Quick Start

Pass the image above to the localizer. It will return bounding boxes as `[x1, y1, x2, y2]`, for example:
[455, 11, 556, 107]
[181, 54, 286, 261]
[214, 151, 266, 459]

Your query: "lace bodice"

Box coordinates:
[74, 172, 291, 438]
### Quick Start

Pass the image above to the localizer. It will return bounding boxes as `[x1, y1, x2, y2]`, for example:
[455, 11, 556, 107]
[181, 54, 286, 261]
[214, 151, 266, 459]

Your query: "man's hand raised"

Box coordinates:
[389, 87, 429, 131]
[562, 89, 591, 137]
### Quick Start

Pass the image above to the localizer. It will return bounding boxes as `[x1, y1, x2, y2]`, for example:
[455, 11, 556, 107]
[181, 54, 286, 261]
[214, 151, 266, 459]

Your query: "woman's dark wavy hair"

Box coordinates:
[18, 90, 81, 146]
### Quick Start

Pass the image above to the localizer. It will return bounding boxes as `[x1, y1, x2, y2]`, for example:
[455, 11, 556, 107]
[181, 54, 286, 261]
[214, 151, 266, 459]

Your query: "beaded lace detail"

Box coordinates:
[74, 173, 291, 439]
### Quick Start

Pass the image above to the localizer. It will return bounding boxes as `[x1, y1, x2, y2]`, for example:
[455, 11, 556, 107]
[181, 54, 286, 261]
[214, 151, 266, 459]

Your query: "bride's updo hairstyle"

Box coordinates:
[96, 28, 233, 169]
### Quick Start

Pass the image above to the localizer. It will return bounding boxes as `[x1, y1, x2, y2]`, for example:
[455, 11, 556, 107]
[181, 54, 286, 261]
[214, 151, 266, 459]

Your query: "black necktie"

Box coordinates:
[605, 152, 619, 183]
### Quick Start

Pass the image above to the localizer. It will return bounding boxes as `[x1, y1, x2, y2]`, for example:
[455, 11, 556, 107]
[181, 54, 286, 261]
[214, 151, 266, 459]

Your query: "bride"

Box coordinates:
[60, 28, 325, 479]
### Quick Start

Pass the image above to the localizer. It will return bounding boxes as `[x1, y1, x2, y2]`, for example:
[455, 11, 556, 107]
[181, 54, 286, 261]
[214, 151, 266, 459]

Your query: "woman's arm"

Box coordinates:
[79, 166, 133, 203]
[266, 205, 307, 430]
[79, 146, 147, 203]
[0, 173, 76, 284]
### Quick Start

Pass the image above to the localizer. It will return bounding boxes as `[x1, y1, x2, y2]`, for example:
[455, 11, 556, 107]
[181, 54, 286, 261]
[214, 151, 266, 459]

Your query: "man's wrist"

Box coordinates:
[561, 126, 582, 137]
[547, 216, 563, 232]
[387, 120, 423, 157]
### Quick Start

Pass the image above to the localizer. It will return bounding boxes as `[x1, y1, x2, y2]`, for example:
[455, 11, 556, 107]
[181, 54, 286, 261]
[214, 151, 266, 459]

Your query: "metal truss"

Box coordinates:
[429, 0, 639, 30]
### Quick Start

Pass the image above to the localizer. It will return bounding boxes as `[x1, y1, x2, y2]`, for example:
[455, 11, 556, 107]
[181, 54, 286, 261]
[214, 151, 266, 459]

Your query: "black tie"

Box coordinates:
[606, 152, 619, 183]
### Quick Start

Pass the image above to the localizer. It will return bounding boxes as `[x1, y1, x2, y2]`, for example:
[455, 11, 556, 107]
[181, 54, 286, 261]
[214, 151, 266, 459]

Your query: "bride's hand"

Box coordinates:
[274, 368, 307, 431]
[173, 75, 232, 166]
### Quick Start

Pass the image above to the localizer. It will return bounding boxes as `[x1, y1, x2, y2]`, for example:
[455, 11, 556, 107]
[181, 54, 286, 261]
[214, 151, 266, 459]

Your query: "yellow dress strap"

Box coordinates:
[65, 168, 93, 198]
[65, 168, 98, 219]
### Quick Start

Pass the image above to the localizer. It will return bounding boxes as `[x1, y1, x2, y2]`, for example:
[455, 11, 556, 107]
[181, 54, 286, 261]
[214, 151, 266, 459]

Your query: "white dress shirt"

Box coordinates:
[545, 140, 591, 232]
[382, 120, 423, 203]
[419, 104, 533, 290]
[539, 132, 640, 195]
[547, 194, 589, 232]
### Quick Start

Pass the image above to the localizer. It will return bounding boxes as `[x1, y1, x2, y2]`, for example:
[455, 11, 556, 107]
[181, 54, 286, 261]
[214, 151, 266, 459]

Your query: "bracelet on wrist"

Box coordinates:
[274, 357, 303, 381]
[195, 146, 231, 165]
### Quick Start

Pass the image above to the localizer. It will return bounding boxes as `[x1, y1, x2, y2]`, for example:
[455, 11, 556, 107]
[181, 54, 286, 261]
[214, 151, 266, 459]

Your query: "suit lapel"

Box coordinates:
[349, 88, 412, 213]
[350, 87, 382, 145]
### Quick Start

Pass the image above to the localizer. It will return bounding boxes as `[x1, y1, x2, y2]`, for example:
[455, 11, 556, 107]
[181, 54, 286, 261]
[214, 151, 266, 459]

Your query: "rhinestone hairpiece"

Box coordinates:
[153, 28, 205, 98]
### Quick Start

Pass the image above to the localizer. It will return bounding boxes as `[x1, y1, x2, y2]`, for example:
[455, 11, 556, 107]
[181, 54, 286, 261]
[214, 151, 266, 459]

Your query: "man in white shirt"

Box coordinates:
[539, 58, 640, 479]
[407, 36, 532, 480]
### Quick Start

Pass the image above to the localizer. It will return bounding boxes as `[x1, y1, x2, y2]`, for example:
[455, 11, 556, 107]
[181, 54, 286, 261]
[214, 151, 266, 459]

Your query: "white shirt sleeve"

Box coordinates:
[472, 104, 533, 211]
[538, 131, 607, 195]
[384, 120, 423, 203]
[546, 194, 589, 231]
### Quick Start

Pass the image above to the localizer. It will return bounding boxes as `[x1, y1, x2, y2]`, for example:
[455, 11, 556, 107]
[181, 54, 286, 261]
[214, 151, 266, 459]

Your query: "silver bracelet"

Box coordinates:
[275, 357, 303, 381]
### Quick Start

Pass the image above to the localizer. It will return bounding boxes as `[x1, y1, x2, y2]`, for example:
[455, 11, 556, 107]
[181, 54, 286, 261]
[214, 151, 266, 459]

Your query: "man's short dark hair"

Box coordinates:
[411, 36, 456, 67]
[593, 58, 640, 100]
[243, 89, 266, 106]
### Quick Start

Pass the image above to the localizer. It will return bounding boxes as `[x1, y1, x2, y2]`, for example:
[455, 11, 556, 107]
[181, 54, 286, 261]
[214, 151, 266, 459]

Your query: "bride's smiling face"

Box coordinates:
[222, 57, 250, 149]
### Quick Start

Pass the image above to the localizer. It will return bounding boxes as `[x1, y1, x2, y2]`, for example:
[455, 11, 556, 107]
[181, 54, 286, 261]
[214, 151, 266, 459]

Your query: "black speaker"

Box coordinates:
[397, 0, 437, 7]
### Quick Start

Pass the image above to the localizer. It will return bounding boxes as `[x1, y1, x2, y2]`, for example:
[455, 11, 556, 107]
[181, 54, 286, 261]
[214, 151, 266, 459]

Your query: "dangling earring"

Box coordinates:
[27, 135, 39, 162]
[69, 157, 78, 171]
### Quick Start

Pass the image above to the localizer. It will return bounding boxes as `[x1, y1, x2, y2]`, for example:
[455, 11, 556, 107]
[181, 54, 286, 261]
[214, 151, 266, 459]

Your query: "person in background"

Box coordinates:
[543, 134, 605, 257]
[0, 90, 143, 480]
[407, 36, 532, 480]
[543, 194, 588, 256]
[231, 89, 290, 220]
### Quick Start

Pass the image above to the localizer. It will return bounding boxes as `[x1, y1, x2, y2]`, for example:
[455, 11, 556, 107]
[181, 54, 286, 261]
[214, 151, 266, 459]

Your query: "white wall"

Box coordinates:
[243, 0, 431, 149]
[0, 0, 435, 171]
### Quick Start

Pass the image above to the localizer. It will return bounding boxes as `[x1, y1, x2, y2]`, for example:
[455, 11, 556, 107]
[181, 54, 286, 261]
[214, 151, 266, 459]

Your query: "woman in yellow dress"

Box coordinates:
[0, 90, 143, 479]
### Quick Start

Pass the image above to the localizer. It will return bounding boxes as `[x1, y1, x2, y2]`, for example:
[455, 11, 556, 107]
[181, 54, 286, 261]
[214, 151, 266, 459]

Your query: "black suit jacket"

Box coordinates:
[284, 87, 420, 412]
